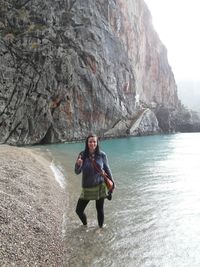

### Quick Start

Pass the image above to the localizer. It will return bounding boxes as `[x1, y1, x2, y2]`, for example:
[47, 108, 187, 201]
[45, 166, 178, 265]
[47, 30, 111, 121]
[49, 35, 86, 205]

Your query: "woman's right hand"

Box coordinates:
[76, 155, 83, 167]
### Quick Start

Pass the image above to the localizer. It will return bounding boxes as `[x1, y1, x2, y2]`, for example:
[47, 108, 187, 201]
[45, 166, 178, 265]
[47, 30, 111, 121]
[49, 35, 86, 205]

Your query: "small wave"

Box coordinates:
[50, 161, 66, 189]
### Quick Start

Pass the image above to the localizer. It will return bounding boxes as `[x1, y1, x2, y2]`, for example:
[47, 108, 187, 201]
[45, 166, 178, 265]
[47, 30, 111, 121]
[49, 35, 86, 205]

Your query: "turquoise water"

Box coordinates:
[34, 133, 200, 267]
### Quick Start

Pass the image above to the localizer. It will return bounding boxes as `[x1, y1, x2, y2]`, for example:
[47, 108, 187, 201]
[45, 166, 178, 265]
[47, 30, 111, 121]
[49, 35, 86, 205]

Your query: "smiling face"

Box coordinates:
[88, 136, 98, 153]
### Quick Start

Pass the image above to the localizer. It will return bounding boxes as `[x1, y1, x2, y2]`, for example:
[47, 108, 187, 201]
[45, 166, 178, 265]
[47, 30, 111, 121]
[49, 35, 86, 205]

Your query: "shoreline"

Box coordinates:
[0, 145, 66, 266]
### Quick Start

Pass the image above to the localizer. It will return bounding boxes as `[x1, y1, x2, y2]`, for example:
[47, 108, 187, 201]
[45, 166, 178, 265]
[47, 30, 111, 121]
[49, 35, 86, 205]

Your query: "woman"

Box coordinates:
[74, 133, 114, 228]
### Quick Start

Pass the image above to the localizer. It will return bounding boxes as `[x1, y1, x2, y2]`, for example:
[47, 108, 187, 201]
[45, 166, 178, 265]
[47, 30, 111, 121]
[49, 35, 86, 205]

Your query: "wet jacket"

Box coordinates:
[74, 150, 113, 188]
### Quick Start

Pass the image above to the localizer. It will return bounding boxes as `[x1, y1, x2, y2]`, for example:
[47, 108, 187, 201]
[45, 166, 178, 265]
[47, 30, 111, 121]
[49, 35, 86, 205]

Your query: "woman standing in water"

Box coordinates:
[74, 133, 114, 228]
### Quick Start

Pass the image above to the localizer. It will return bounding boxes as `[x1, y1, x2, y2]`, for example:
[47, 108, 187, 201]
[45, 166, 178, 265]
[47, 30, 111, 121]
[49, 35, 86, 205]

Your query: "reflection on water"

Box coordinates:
[64, 223, 116, 267]
[34, 133, 200, 267]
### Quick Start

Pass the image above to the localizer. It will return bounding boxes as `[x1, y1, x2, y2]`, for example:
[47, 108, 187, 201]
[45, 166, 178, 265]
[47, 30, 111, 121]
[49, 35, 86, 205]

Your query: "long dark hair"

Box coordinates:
[84, 133, 100, 158]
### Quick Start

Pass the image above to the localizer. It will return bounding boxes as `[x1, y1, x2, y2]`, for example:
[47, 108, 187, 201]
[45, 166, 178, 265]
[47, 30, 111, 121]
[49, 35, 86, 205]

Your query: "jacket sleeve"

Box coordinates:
[74, 163, 82, 174]
[74, 152, 83, 174]
[102, 153, 114, 183]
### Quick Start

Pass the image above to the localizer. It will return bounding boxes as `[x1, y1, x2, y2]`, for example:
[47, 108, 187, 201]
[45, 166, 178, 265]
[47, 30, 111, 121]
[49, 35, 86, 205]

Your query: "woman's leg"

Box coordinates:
[96, 198, 105, 228]
[76, 198, 89, 225]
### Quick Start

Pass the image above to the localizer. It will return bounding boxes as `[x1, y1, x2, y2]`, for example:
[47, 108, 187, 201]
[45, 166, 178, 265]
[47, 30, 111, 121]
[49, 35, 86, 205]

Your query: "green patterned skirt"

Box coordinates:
[80, 183, 107, 200]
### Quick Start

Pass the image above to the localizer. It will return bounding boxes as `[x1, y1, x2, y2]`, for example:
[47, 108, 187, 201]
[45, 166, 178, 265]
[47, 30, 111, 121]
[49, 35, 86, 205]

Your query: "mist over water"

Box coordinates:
[34, 133, 200, 267]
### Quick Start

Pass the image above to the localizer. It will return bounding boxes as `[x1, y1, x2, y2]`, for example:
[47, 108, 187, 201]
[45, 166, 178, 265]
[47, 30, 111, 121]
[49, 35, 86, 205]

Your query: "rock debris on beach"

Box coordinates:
[0, 145, 66, 266]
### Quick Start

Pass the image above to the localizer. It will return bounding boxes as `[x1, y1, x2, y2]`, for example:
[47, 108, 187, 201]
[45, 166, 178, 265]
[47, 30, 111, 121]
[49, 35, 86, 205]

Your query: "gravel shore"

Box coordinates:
[0, 145, 66, 267]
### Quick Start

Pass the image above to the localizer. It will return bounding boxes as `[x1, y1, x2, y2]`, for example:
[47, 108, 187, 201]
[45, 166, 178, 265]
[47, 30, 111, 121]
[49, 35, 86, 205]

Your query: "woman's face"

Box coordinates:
[88, 136, 98, 153]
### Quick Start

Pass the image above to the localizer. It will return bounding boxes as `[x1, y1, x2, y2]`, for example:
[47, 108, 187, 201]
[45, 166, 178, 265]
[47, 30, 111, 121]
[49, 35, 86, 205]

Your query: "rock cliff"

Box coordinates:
[0, 0, 197, 145]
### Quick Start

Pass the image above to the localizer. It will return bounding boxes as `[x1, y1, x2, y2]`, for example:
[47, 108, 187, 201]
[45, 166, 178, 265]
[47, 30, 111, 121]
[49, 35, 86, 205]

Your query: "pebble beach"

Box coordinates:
[0, 145, 66, 266]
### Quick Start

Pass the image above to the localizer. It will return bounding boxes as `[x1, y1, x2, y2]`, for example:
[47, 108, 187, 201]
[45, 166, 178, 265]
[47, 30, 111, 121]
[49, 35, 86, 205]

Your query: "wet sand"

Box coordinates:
[0, 145, 66, 266]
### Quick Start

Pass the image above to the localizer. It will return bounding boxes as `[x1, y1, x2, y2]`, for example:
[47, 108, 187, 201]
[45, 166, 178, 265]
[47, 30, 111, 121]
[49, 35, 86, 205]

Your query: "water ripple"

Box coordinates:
[38, 133, 200, 267]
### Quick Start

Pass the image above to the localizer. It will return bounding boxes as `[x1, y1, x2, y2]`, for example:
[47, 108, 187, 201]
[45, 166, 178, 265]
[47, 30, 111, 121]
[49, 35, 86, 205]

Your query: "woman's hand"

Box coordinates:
[76, 155, 83, 167]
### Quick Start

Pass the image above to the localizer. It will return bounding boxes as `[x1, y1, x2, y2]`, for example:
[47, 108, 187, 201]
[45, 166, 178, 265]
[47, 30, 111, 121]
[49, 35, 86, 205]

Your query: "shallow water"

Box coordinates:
[34, 133, 200, 267]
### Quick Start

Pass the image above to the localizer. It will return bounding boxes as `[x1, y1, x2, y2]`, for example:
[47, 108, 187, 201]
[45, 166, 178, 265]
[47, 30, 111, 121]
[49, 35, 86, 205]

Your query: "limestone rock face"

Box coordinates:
[104, 108, 161, 137]
[0, 0, 182, 144]
[129, 109, 161, 136]
[174, 108, 200, 132]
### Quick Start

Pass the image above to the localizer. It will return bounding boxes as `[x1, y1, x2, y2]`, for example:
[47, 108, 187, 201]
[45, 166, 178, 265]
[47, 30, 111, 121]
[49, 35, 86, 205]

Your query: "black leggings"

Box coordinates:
[76, 198, 105, 227]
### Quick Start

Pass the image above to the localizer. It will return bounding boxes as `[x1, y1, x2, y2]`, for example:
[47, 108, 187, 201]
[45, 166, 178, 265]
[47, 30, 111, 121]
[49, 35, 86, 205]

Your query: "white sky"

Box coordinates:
[144, 0, 200, 82]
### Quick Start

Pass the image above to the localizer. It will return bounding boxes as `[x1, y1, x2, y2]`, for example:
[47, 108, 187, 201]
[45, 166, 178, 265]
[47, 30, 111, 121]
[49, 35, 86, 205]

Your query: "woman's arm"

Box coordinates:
[74, 153, 84, 174]
[102, 153, 113, 181]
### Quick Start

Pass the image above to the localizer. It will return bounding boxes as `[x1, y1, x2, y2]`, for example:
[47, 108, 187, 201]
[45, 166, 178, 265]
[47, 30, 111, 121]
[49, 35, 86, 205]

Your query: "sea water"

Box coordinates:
[33, 133, 200, 267]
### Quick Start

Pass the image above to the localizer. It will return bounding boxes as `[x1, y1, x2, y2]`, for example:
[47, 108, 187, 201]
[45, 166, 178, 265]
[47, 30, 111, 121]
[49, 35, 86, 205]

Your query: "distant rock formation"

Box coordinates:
[178, 80, 200, 114]
[0, 0, 199, 145]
